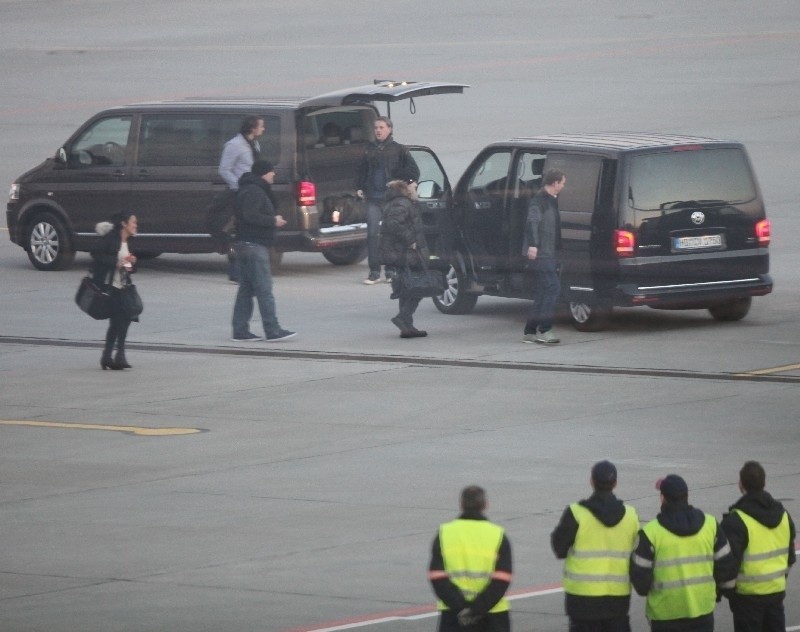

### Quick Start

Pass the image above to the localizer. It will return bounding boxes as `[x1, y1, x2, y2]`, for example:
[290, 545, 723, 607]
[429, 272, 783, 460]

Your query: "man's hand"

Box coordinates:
[275, 215, 287, 228]
[356, 190, 364, 199]
[527, 246, 538, 260]
[457, 608, 480, 627]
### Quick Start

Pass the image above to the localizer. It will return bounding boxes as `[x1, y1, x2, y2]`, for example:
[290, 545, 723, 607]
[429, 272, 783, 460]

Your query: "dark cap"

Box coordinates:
[252, 159, 275, 177]
[395, 167, 417, 184]
[656, 474, 688, 500]
[591, 460, 617, 485]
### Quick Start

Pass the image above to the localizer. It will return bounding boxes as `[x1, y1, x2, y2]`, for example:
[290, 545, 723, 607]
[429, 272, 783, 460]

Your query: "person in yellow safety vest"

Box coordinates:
[551, 460, 640, 632]
[428, 485, 513, 632]
[720, 461, 796, 632]
[630, 474, 738, 632]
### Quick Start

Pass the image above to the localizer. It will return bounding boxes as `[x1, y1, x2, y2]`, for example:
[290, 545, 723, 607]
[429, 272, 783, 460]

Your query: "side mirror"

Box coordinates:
[56, 147, 67, 163]
[417, 180, 439, 199]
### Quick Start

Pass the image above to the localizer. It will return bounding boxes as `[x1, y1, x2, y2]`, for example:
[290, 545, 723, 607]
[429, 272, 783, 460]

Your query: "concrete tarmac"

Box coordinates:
[1, 2, 799, 631]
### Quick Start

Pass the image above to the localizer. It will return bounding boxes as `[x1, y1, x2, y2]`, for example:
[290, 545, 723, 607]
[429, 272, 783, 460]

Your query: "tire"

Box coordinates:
[569, 299, 612, 332]
[26, 212, 75, 271]
[433, 263, 479, 315]
[708, 297, 752, 322]
[322, 244, 367, 265]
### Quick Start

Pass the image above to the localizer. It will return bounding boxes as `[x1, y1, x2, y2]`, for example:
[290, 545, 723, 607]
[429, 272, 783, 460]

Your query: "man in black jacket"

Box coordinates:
[428, 486, 512, 632]
[721, 461, 796, 632]
[231, 160, 296, 342]
[630, 475, 738, 632]
[551, 460, 640, 632]
[522, 169, 565, 344]
[355, 116, 419, 284]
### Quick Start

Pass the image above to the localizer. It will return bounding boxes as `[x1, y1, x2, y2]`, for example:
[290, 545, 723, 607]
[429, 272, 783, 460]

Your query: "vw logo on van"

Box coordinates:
[691, 211, 706, 225]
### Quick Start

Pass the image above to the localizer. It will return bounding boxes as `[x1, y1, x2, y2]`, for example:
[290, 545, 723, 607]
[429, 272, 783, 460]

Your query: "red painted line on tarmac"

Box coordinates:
[279, 582, 563, 632]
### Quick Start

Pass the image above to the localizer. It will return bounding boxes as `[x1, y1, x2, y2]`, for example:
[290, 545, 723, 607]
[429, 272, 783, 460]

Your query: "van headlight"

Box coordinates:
[9, 183, 19, 201]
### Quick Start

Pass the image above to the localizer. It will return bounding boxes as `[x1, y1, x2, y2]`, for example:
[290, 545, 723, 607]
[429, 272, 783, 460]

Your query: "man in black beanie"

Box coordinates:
[231, 159, 296, 342]
[551, 460, 639, 632]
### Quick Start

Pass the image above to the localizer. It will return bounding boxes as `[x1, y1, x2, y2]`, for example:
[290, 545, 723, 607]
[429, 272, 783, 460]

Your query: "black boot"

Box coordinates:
[114, 350, 131, 369]
[101, 351, 121, 370]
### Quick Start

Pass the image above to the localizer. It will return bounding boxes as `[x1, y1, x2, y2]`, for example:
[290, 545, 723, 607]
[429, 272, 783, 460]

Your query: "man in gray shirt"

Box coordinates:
[219, 116, 265, 282]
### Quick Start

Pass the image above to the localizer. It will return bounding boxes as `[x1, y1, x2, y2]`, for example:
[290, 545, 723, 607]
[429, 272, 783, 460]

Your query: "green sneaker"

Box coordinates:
[535, 329, 560, 344]
[522, 333, 538, 344]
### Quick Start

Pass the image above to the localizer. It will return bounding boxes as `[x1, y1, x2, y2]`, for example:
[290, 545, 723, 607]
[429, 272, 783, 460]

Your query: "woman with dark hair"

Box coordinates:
[91, 212, 139, 370]
[379, 179, 430, 338]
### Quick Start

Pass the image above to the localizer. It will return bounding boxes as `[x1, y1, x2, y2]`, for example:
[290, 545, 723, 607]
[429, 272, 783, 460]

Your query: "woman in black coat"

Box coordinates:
[379, 179, 430, 338]
[91, 212, 139, 370]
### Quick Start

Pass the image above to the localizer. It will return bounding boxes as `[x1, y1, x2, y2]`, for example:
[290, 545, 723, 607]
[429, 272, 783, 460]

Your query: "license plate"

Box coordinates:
[673, 234, 723, 250]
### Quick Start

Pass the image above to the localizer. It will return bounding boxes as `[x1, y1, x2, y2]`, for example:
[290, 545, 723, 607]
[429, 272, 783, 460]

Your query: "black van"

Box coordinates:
[6, 81, 466, 271]
[416, 133, 772, 330]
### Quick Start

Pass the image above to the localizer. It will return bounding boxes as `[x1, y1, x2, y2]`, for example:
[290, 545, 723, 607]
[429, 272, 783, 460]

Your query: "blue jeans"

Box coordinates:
[232, 242, 280, 337]
[525, 258, 561, 334]
[366, 200, 383, 275]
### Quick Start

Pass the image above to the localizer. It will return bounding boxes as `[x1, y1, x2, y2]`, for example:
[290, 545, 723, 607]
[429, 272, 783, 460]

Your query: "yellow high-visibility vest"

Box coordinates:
[438, 519, 510, 613]
[733, 509, 790, 595]
[563, 503, 639, 596]
[642, 513, 718, 621]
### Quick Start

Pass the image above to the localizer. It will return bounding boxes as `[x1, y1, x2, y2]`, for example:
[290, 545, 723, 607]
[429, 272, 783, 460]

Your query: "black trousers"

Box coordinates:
[103, 288, 132, 356]
[438, 610, 510, 632]
[569, 615, 631, 632]
[729, 594, 786, 632]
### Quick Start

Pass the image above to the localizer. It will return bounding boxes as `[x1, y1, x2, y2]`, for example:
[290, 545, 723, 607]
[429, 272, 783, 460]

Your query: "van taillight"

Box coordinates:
[755, 219, 771, 246]
[614, 229, 636, 257]
[297, 181, 316, 207]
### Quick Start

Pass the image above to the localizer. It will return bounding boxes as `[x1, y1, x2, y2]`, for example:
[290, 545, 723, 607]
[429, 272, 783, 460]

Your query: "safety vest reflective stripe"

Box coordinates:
[568, 550, 631, 559]
[642, 513, 718, 621]
[562, 503, 639, 597]
[437, 519, 510, 613]
[734, 509, 790, 595]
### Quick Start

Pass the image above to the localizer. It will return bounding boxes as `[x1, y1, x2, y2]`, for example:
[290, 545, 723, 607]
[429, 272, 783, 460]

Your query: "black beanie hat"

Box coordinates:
[252, 160, 275, 177]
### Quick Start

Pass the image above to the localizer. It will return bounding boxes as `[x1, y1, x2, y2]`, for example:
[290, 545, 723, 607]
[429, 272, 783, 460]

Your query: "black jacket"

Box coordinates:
[630, 500, 738, 599]
[355, 136, 419, 200]
[90, 222, 135, 288]
[521, 187, 561, 259]
[234, 172, 279, 247]
[720, 491, 796, 601]
[551, 491, 633, 620]
[378, 186, 429, 267]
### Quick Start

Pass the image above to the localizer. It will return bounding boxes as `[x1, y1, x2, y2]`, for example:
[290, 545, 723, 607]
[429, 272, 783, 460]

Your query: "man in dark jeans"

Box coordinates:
[355, 116, 419, 284]
[231, 160, 296, 342]
[522, 169, 566, 344]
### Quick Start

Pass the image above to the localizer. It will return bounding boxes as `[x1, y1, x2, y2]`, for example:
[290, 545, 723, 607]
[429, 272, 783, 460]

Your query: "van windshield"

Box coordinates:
[628, 148, 756, 211]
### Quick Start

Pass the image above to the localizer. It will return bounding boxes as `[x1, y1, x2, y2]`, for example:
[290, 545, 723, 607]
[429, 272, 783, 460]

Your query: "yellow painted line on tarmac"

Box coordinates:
[0, 420, 202, 436]
[737, 363, 800, 377]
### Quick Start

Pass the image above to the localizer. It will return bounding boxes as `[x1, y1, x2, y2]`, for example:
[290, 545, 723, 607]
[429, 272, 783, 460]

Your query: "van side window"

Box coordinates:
[69, 116, 132, 167]
[138, 115, 282, 168]
[546, 154, 602, 213]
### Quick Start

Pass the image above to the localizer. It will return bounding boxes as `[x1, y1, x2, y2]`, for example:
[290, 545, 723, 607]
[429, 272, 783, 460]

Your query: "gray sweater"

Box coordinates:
[522, 188, 561, 259]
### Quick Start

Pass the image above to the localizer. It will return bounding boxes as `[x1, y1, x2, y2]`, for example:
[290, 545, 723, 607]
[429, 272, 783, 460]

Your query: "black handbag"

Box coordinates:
[119, 274, 144, 319]
[75, 276, 111, 320]
[398, 251, 446, 299]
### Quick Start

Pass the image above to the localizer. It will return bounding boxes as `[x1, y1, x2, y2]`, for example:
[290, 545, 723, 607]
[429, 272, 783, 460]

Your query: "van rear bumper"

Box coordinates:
[284, 223, 367, 252]
[613, 274, 773, 307]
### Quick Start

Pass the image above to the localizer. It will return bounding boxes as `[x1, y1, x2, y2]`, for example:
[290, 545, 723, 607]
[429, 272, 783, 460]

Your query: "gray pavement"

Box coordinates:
[2, 2, 800, 631]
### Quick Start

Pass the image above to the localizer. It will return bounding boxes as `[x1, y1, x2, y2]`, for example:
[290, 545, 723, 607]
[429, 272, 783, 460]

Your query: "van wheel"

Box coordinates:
[708, 297, 751, 322]
[26, 212, 75, 271]
[569, 300, 611, 332]
[433, 264, 478, 315]
[322, 244, 367, 265]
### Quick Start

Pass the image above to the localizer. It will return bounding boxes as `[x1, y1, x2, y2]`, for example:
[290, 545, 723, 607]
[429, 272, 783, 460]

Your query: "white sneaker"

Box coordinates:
[535, 329, 560, 344]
